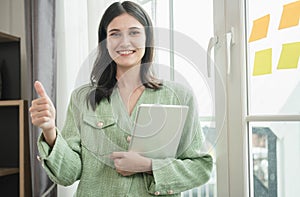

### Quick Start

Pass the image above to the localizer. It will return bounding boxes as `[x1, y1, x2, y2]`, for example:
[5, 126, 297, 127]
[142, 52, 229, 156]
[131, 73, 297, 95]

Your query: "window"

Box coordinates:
[246, 0, 300, 196]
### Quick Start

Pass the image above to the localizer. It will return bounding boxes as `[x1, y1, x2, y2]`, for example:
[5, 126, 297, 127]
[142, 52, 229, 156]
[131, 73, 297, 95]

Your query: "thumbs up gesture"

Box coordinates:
[29, 81, 56, 146]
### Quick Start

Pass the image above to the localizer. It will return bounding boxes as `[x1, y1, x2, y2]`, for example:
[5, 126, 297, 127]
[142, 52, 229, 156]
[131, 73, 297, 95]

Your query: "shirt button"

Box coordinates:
[154, 191, 160, 195]
[167, 190, 174, 194]
[126, 135, 132, 143]
[97, 121, 104, 128]
[37, 155, 42, 162]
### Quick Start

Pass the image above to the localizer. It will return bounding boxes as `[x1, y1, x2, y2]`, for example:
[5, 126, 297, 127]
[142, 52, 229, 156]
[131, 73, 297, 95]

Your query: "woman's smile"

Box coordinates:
[117, 50, 136, 56]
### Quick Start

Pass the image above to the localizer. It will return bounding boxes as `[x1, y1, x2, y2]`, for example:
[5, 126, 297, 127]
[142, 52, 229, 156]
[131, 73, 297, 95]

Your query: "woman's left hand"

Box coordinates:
[111, 152, 152, 176]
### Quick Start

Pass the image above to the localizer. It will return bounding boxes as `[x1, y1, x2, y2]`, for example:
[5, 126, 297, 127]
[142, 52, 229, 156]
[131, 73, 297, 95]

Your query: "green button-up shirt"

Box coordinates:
[37, 81, 213, 196]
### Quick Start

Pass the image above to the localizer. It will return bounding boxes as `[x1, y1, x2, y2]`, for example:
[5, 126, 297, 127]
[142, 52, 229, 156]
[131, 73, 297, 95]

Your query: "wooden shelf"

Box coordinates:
[0, 100, 31, 196]
[0, 100, 24, 106]
[0, 32, 20, 43]
[0, 168, 19, 177]
[0, 32, 30, 196]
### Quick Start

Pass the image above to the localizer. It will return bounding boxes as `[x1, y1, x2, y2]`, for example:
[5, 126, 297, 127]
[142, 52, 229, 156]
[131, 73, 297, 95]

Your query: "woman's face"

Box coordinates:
[106, 13, 146, 70]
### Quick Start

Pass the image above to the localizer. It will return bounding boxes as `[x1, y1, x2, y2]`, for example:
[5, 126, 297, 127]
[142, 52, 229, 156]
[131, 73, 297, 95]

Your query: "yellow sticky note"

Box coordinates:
[253, 48, 272, 76]
[278, 1, 300, 29]
[277, 42, 300, 69]
[249, 14, 270, 42]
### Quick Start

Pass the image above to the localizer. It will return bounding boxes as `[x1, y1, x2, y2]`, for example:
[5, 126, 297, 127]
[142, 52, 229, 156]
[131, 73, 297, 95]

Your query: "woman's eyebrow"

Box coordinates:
[108, 27, 142, 32]
[129, 27, 142, 30]
[108, 28, 120, 33]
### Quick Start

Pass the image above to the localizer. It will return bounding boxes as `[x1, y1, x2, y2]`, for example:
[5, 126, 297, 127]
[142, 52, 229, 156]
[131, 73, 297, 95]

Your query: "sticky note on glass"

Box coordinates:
[253, 48, 272, 76]
[249, 14, 270, 42]
[278, 1, 300, 29]
[277, 42, 300, 69]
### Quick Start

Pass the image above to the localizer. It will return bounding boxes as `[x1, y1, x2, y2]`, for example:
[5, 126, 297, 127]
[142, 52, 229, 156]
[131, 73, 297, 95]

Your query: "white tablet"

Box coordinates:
[128, 104, 189, 159]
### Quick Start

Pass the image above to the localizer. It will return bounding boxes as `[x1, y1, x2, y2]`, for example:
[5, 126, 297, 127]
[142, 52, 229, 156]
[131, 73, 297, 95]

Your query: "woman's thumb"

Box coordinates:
[34, 81, 48, 98]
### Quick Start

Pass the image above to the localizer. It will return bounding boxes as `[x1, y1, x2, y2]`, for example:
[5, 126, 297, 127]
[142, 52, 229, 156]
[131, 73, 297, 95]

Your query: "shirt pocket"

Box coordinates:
[81, 115, 121, 158]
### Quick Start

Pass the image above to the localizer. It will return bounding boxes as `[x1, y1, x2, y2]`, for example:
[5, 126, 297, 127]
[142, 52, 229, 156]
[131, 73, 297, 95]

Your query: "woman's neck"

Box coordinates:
[116, 65, 143, 90]
[116, 65, 145, 115]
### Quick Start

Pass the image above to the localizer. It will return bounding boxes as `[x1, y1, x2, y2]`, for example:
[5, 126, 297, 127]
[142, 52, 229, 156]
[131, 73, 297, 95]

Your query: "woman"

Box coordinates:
[30, 1, 212, 196]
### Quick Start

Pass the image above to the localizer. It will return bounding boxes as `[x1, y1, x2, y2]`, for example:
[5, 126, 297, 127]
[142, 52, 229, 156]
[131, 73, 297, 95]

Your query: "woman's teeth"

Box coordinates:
[118, 50, 134, 55]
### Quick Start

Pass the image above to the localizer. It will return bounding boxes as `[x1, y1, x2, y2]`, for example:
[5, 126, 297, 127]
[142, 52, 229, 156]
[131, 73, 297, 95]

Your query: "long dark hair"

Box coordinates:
[88, 1, 162, 110]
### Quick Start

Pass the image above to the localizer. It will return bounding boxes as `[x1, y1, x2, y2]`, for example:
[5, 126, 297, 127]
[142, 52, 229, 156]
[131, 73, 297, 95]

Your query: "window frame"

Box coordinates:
[215, 0, 250, 196]
[227, 0, 300, 196]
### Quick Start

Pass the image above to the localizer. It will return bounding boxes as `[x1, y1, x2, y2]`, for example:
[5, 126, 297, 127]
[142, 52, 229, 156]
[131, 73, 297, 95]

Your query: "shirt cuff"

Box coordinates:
[143, 158, 178, 196]
[37, 129, 69, 167]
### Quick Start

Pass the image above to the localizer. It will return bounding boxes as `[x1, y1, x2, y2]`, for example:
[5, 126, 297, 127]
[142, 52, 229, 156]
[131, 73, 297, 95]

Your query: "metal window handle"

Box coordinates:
[207, 36, 219, 78]
[226, 27, 235, 75]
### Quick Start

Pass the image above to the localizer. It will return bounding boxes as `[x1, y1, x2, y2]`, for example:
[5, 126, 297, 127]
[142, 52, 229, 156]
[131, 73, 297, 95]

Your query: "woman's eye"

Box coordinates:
[110, 32, 121, 37]
[130, 31, 140, 36]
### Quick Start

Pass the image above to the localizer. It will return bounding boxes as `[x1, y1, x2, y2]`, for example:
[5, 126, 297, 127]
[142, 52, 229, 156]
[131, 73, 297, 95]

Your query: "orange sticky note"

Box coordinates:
[277, 42, 300, 69]
[249, 14, 270, 42]
[278, 1, 300, 29]
[253, 48, 272, 76]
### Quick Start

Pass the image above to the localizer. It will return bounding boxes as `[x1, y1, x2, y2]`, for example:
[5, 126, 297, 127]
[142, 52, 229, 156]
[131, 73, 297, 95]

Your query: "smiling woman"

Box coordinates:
[30, 1, 213, 196]
[89, 1, 160, 111]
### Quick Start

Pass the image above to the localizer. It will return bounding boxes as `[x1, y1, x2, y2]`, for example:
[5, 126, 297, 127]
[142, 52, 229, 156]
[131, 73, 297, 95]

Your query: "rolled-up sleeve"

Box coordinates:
[37, 92, 82, 186]
[144, 134, 213, 195]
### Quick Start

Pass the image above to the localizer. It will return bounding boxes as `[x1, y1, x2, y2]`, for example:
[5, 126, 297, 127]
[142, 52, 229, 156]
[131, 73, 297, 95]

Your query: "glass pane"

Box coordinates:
[174, 0, 214, 119]
[152, 0, 171, 80]
[249, 122, 300, 197]
[173, 1, 216, 196]
[246, 0, 300, 115]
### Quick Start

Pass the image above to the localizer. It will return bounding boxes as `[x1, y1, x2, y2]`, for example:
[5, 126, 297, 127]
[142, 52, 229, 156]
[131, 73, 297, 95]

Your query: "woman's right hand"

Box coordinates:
[29, 81, 57, 147]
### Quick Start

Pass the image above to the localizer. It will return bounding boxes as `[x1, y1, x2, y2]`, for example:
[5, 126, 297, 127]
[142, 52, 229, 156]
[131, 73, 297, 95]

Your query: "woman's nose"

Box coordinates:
[119, 35, 131, 48]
